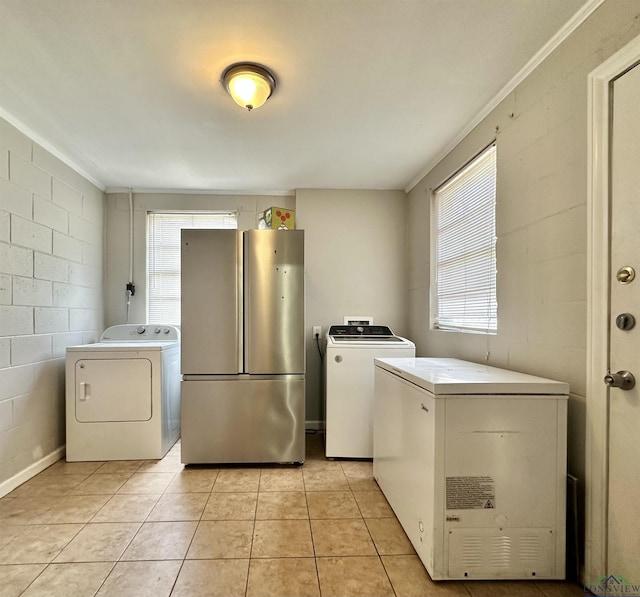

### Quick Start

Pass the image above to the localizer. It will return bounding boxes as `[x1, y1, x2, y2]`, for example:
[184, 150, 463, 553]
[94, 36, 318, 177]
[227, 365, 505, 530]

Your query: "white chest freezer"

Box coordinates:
[373, 357, 568, 581]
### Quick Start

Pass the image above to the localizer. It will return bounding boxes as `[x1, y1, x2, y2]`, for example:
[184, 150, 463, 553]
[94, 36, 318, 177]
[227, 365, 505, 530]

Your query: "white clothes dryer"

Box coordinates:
[324, 324, 415, 458]
[65, 324, 181, 461]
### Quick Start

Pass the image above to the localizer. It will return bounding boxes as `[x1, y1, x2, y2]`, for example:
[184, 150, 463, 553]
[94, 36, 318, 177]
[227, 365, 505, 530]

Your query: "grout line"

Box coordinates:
[244, 469, 261, 596]
[304, 449, 324, 597]
[0, 436, 581, 594]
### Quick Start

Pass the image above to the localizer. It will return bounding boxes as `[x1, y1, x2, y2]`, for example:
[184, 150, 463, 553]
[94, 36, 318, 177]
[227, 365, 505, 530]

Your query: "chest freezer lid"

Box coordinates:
[374, 357, 569, 395]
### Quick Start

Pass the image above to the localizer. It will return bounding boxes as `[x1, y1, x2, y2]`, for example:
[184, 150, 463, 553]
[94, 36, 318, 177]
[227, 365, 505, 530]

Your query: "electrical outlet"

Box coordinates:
[312, 325, 321, 338]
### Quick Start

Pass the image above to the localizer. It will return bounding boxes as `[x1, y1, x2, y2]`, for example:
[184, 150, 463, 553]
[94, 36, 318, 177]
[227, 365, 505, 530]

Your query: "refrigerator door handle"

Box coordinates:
[237, 230, 244, 373]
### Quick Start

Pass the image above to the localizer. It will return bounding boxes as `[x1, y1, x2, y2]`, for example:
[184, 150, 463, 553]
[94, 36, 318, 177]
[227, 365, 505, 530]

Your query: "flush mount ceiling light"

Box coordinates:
[221, 63, 276, 111]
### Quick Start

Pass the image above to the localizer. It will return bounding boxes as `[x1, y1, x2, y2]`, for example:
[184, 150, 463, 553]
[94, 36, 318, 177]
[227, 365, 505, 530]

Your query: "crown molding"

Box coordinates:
[0, 107, 106, 191]
[405, 0, 606, 193]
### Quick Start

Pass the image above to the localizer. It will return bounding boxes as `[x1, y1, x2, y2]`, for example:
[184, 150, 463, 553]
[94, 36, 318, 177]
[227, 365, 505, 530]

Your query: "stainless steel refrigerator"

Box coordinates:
[180, 229, 305, 464]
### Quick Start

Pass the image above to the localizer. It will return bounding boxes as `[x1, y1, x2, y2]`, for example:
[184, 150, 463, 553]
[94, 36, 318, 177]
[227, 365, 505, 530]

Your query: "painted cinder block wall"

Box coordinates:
[406, 0, 640, 568]
[0, 118, 105, 494]
[104, 191, 295, 327]
[296, 188, 408, 426]
[105, 189, 407, 427]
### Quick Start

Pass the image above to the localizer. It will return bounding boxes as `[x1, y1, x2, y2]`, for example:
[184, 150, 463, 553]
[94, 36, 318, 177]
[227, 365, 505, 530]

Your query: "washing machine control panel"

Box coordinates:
[328, 325, 395, 337]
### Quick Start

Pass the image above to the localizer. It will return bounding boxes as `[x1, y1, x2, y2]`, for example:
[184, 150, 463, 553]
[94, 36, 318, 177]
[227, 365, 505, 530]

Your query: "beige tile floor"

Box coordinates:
[0, 433, 587, 597]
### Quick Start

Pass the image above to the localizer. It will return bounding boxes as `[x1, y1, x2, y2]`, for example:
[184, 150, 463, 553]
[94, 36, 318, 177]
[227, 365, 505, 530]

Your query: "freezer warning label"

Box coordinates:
[446, 476, 495, 510]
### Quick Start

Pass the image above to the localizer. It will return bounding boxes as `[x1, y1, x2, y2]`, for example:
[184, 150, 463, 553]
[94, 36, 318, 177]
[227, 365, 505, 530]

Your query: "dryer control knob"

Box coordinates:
[136, 325, 146, 334]
[163, 328, 170, 334]
[154, 327, 161, 334]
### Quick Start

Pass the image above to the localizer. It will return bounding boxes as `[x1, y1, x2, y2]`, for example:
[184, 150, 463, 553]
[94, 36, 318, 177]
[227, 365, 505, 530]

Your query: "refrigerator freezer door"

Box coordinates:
[245, 230, 304, 374]
[181, 229, 242, 374]
[180, 377, 306, 464]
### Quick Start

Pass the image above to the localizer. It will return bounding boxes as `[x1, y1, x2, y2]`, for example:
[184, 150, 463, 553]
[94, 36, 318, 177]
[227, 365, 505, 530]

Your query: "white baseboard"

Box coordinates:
[0, 446, 65, 498]
[305, 420, 325, 431]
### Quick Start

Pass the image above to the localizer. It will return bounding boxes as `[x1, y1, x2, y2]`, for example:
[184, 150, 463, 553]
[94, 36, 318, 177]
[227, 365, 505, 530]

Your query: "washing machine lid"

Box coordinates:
[328, 335, 414, 347]
[374, 357, 569, 395]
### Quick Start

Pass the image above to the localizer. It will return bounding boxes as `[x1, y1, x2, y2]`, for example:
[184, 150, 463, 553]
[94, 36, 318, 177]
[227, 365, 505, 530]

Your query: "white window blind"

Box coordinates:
[147, 212, 237, 324]
[432, 144, 497, 333]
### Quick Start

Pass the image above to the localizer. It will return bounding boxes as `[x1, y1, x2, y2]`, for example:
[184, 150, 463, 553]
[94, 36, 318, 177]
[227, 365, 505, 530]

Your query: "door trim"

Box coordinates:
[586, 32, 640, 582]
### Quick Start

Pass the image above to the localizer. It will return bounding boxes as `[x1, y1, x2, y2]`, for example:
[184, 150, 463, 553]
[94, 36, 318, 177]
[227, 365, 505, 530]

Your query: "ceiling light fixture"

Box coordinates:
[221, 63, 276, 111]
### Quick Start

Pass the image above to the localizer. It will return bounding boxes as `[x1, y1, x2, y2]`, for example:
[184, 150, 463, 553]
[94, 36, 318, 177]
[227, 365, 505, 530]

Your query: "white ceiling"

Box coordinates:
[0, 0, 597, 194]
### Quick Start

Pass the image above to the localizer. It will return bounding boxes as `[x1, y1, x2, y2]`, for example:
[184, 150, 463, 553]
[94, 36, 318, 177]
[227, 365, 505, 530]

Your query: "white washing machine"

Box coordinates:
[65, 324, 181, 461]
[324, 324, 415, 458]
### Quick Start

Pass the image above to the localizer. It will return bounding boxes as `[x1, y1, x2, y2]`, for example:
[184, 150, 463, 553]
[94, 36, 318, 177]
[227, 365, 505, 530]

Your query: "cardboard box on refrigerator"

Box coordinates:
[258, 207, 295, 230]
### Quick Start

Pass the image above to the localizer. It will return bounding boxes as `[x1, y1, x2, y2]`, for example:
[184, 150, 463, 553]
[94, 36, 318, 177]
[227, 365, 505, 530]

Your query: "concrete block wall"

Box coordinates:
[405, 0, 640, 574]
[0, 117, 105, 495]
[105, 191, 295, 327]
[296, 189, 409, 426]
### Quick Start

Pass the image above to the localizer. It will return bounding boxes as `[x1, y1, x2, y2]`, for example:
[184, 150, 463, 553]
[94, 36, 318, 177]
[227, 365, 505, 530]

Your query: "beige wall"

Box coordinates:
[105, 192, 295, 326]
[105, 189, 408, 426]
[406, 0, 640, 565]
[296, 189, 408, 423]
[0, 117, 105, 494]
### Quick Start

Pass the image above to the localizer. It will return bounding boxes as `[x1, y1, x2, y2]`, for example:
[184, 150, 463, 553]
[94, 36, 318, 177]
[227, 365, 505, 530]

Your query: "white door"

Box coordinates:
[607, 61, 640, 579]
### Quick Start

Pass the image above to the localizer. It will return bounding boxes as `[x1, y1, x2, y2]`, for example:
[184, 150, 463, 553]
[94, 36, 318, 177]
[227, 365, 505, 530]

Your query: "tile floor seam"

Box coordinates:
[96, 560, 118, 597]
[194, 483, 212, 530]
[302, 462, 324, 597]
[12, 562, 48, 596]
[306, 449, 324, 597]
[246, 472, 259, 560]
[338, 456, 393, 596]
[1, 435, 588, 597]
[244, 470, 263, 597]
[107, 520, 143, 565]
[47, 518, 87, 565]
[168, 558, 186, 597]
[378, 556, 401, 597]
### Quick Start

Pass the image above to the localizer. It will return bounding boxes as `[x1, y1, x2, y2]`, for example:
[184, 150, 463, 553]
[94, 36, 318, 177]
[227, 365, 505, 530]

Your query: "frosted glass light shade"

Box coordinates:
[222, 64, 276, 111]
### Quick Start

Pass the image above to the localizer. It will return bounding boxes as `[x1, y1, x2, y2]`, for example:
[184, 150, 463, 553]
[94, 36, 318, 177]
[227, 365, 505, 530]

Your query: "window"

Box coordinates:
[431, 143, 497, 333]
[147, 212, 237, 324]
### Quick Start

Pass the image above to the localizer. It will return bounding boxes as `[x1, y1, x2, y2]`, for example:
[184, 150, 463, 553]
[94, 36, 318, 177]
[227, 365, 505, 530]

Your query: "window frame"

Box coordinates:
[430, 142, 497, 335]
[146, 210, 238, 325]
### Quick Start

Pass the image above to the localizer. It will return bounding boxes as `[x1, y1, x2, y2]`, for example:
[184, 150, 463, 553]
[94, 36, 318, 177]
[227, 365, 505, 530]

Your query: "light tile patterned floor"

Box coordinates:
[0, 433, 587, 597]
